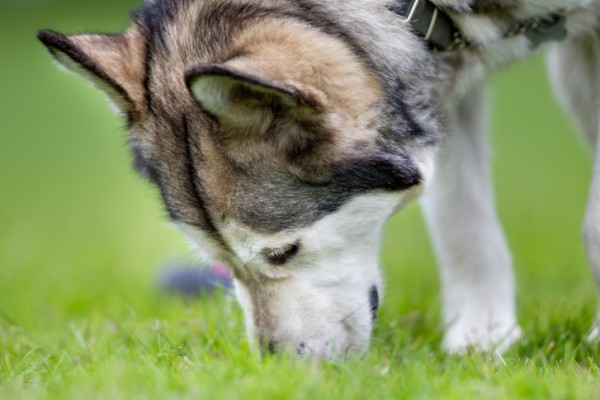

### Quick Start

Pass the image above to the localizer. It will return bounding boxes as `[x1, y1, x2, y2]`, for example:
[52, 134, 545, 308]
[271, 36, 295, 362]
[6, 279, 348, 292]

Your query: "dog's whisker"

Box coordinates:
[339, 299, 373, 324]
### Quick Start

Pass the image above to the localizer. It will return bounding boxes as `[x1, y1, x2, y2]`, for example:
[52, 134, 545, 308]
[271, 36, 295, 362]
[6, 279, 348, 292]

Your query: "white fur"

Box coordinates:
[180, 0, 600, 355]
[519, 0, 593, 17]
[46, 0, 600, 358]
[177, 222, 226, 264]
[421, 0, 600, 351]
[452, 14, 505, 44]
[546, 14, 600, 340]
[145, 0, 600, 355]
[176, 148, 434, 358]
[182, 191, 409, 359]
[421, 84, 521, 352]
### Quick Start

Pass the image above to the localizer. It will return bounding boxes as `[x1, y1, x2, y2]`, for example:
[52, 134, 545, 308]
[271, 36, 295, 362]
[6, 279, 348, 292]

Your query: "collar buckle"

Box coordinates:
[389, 0, 459, 51]
[390, 1, 568, 52]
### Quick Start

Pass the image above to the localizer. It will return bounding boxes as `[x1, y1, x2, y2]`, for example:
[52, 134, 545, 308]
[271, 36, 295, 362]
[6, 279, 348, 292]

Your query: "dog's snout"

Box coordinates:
[369, 285, 379, 320]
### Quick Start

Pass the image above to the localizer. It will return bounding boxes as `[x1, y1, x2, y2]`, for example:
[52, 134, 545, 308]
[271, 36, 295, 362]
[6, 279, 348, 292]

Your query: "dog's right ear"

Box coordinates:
[37, 26, 145, 119]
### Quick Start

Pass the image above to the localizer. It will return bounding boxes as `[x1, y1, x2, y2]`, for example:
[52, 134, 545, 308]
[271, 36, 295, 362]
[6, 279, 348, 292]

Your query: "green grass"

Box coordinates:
[1, 1, 600, 398]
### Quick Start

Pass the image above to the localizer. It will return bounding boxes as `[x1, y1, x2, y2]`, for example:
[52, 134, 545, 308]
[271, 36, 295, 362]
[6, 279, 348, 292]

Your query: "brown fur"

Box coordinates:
[37, 0, 445, 357]
[203, 18, 383, 177]
[67, 26, 147, 121]
[37, 0, 600, 358]
[119, 2, 412, 238]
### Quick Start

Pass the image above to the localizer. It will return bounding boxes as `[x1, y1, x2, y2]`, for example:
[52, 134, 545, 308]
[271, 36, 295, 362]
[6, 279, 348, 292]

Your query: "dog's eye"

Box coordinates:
[264, 242, 300, 266]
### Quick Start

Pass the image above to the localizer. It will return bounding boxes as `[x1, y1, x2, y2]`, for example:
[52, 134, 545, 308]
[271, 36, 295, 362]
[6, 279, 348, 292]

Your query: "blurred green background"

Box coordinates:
[0, 0, 596, 340]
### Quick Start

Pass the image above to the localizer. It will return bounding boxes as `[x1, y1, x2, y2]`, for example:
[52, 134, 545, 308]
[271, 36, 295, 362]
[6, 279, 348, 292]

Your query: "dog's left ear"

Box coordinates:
[37, 27, 145, 118]
[185, 64, 326, 131]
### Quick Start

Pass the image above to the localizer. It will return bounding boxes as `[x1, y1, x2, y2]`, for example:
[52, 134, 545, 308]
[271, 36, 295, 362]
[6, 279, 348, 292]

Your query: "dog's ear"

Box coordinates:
[37, 26, 145, 118]
[185, 64, 326, 131]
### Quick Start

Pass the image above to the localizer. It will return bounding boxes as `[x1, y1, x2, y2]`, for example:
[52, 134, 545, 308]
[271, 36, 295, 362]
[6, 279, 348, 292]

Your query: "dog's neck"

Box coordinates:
[389, 0, 585, 51]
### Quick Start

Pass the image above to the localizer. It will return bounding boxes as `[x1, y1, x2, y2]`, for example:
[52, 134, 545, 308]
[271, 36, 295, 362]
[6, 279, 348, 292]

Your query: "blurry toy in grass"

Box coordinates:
[158, 262, 232, 297]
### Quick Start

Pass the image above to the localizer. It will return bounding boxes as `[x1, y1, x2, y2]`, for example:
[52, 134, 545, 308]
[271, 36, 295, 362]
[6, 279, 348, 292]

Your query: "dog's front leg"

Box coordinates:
[421, 83, 521, 352]
[582, 127, 600, 342]
[547, 23, 600, 340]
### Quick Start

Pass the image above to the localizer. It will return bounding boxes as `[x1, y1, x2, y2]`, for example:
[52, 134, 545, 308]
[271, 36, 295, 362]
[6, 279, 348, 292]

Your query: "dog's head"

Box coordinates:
[39, 0, 440, 360]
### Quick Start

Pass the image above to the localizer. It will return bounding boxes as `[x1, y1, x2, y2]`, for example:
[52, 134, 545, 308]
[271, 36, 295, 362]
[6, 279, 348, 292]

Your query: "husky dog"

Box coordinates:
[38, 0, 600, 359]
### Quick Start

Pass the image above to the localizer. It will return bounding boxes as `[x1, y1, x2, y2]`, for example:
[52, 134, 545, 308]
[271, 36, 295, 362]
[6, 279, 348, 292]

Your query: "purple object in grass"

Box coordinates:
[159, 262, 233, 296]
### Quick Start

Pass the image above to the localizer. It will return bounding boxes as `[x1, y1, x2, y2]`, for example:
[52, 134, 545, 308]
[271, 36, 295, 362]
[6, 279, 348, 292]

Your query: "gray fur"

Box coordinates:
[38, 0, 600, 357]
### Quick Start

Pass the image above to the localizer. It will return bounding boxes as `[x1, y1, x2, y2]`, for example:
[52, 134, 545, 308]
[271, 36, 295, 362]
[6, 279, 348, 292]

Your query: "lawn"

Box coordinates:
[1, 1, 599, 398]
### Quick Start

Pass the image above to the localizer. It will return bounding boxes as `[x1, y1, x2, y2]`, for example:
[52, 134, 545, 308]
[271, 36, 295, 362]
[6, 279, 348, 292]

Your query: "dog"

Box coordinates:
[38, 0, 600, 359]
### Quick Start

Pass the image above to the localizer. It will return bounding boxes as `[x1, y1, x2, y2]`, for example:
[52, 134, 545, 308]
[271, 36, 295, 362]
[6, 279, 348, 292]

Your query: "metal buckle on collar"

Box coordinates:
[389, 0, 568, 52]
[388, 0, 459, 51]
[400, 0, 435, 37]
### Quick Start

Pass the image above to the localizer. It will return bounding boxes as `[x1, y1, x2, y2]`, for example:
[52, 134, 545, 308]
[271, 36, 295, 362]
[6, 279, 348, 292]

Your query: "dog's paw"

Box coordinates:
[587, 317, 600, 342]
[443, 318, 522, 354]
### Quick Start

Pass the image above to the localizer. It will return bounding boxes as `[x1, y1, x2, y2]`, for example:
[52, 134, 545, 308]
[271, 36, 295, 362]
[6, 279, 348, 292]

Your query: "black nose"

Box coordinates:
[369, 285, 379, 320]
[267, 339, 277, 354]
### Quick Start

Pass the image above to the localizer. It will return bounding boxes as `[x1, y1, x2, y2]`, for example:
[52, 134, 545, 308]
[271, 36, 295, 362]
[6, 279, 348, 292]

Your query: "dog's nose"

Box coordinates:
[369, 285, 379, 320]
[264, 338, 277, 354]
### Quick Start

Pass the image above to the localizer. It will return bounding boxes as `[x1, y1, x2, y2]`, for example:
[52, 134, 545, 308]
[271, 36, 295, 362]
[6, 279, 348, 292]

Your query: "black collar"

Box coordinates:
[389, 0, 568, 51]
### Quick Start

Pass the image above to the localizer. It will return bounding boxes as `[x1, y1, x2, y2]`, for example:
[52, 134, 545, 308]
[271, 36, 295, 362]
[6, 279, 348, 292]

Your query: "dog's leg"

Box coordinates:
[421, 83, 521, 352]
[547, 27, 600, 340]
